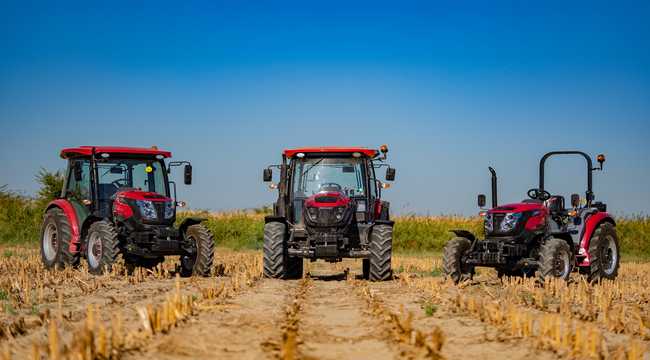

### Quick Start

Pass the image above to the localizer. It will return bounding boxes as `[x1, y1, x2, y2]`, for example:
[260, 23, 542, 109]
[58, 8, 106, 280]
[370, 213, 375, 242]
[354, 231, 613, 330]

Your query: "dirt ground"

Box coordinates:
[0, 247, 648, 359]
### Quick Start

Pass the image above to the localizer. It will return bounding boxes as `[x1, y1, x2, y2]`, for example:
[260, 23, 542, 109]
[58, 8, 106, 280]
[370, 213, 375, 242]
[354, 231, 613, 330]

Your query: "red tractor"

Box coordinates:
[443, 151, 619, 283]
[262, 146, 396, 281]
[40, 146, 214, 276]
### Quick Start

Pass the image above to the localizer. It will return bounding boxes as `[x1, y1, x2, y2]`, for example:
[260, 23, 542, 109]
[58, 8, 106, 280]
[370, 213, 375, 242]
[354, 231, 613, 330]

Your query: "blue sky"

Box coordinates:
[1, 1, 649, 215]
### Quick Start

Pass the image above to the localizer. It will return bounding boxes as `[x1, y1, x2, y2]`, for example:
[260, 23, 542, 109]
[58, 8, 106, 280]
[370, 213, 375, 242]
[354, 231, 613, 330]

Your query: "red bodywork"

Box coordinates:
[487, 201, 615, 267]
[304, 192, 351, 208]
[578, 212, 615, 266]
[284, 147, 378, 158]
[60, 146, 172, 159]
[113, 190, 172, 219]
[46, 199, 81, 254]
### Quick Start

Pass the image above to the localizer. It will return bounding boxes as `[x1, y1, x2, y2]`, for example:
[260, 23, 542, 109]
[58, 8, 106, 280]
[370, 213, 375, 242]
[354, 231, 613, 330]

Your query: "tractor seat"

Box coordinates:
[546, 195, 566, 213]
[98, 183, 119, 200]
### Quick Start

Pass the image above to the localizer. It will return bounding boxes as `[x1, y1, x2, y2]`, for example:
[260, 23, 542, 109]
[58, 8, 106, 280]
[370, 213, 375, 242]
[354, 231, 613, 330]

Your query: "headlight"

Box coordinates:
[500, 212, 523, 232]
[335, 206, 345, 220]
[136, 200, 158, 220]
[484, 213, 493, 233]
[164, 201, 175, 219]
[307, 207, 318, 221]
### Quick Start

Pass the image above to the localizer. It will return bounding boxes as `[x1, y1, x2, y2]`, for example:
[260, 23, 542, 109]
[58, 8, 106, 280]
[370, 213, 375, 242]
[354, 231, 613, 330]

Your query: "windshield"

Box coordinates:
[291, 157, 367, 198]
[96, 158, 168, 199]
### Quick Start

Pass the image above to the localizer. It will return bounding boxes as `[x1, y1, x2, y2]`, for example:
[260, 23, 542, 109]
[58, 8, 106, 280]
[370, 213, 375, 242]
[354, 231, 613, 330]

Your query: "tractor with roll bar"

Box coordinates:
[40, 146, 215, 276]
[443, 151, 619, 283]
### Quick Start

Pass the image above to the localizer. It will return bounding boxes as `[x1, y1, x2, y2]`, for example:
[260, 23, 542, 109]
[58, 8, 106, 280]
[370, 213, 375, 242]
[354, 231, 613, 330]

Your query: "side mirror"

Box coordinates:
[183, 165, 192, 185]
[596, 154, 605, 170]
[73, 162, 83, 182]
[571, 193, 580, 208]
[477, 194, 487, 208]
[385, 167, 396, 181]
[263, 168, 272, 182]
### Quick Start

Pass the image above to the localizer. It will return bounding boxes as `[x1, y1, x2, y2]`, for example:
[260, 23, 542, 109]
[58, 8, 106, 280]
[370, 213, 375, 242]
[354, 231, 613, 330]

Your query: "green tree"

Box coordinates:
[35, 168, 64, 207]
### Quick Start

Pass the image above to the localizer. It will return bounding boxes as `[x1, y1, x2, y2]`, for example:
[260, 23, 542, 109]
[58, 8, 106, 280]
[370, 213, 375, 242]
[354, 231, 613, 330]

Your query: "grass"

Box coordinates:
[2, 184, 649, 257]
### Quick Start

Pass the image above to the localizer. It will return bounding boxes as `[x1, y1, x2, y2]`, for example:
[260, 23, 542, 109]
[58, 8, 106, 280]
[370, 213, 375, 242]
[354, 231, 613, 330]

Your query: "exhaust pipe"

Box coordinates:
[489, 167, 498, 208]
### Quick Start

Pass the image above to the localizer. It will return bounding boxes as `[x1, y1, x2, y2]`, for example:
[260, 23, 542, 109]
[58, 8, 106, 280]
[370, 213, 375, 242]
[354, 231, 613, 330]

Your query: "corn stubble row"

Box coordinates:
[393, 254, 649, 359]
[0, 248, 263, 359]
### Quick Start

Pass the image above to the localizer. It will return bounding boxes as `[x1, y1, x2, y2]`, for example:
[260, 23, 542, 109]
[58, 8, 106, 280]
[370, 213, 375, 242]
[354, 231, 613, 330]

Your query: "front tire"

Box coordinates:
[86, 221, 120, 275]
[442, 237, 474, 283]
[538, 238, 573, 281]
[180, 224, 215, 277]
[40, 208, 79, 269]
[587, 223, 619, 283]
[263, 222, 288, 279]
[369, 225, 392, 281]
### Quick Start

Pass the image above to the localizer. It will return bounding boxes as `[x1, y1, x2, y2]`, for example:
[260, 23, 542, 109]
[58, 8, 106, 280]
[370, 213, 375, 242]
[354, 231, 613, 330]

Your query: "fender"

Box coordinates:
[577, 212, 615, 266]
[264, 215, 286, 224]
[45, 199, 81, 254]
[178, 217, 207, 235]
[374, 219, 394, 226]
[450, 230, 476, 242]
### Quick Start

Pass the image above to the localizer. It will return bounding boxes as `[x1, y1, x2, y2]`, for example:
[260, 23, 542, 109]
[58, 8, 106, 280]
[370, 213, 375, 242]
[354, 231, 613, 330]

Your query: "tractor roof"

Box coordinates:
[284, 147, 378, 158]
[60, 146, 172, 159]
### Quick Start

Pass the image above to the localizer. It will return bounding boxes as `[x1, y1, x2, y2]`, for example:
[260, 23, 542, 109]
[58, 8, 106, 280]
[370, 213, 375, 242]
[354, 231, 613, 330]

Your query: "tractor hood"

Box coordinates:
[304, 191, 351, 208]
[115, 189, 172, 202]
[487, 202, 545, 214]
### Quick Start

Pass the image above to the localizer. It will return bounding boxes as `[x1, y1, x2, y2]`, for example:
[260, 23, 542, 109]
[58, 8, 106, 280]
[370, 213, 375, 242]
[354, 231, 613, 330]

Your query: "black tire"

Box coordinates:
[86, 221, 120, 275]
[263, 222, 288, 279]
[40, 208, 80, 269]
[286, 257, 304, 279]
[369, 225, 392, 281]
[180, 224, 215, 277]
[442, 237, 474, 283]
[538, 238, 573, 281]
[587, 223, 619, 283]
[362, 258, 370, 280]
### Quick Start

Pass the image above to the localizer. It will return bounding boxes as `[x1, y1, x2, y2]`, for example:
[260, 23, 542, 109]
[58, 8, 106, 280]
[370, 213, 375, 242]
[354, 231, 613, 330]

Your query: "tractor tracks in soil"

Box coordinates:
[125, 278, 298, 360]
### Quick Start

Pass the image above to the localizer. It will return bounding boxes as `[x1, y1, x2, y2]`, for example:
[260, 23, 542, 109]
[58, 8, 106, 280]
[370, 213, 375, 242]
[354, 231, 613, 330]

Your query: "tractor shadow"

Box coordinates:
[306, 268, 349, 281]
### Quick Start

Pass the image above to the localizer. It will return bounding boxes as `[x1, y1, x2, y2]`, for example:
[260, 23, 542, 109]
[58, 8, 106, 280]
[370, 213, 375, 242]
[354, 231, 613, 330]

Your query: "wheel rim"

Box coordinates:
[43, 223, 58, 261]
[87, 232, 103, 269]
[181, 236, 197, 271]
[553, 248, 571, 278]
[602, 235, 618, 275]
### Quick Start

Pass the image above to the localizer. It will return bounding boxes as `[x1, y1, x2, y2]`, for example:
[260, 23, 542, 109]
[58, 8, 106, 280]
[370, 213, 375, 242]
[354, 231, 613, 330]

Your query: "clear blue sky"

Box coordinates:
[1, 1, 649, 216]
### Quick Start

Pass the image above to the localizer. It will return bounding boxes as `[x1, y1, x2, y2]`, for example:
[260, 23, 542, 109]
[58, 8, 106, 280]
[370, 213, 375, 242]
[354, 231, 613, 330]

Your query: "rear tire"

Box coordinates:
[263, 222, 288, 279]
[587, 223, 619, 283]
[40, 208, 79, 269]
[86, 221, 120, 275]
[538, 238, 573, 281]
[369, 225, 392, 281]
[442, 237, 474, 283]
[180, 224, 215, 277]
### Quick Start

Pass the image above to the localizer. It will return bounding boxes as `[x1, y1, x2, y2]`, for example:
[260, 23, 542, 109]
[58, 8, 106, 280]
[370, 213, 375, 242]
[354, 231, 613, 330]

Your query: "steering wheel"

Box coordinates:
[111, 179, 129, 188]
[319, 182, 342, 192]
[527, 188, 551, 201]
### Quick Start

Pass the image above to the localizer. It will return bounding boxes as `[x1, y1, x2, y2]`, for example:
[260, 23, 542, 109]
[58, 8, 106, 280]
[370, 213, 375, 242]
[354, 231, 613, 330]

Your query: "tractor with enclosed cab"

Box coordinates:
[40, 146, 214, 276]
[443, 151, 619, 283]
[262, 145, 396, 281]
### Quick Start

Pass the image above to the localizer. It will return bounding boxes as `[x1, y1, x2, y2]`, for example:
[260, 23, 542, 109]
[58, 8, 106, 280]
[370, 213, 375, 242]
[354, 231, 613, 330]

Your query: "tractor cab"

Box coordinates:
[41, 146, 214, 276]
[262, 145, 396, 281]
